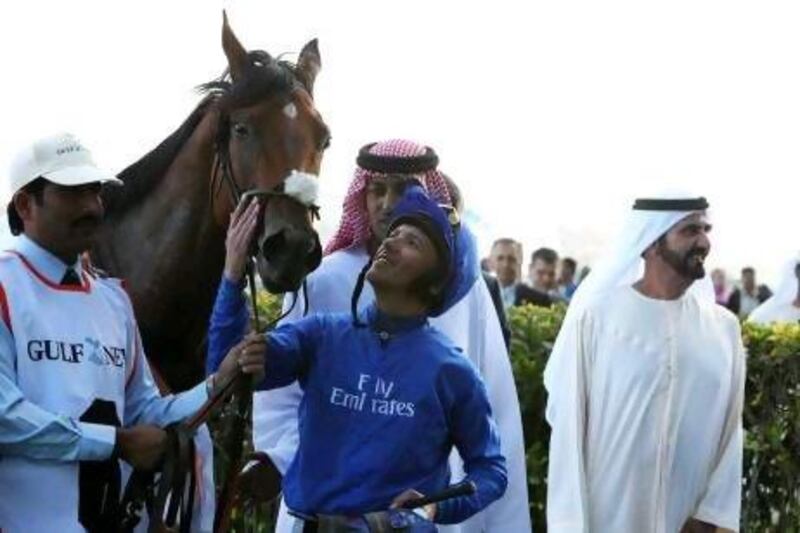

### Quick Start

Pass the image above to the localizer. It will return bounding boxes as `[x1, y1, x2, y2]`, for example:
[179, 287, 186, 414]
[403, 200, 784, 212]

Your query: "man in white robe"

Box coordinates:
[544, 194, 745, 533]
[250, 139, 531, 532]
[748, 255, 800, 325]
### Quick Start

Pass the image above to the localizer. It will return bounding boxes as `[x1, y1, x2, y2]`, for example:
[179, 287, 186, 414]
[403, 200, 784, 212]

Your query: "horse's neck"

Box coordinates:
[94, 110, 225, 326]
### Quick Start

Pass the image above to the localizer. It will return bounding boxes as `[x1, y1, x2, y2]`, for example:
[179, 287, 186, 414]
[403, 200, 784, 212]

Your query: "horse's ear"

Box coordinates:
[222, 11, 248, 82]
[297, 39, 321, 95]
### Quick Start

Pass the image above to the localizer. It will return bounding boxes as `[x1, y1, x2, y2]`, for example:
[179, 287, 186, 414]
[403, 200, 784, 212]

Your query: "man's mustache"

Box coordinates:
[71, 214, 102, 228]
[686, 247, 708, 259]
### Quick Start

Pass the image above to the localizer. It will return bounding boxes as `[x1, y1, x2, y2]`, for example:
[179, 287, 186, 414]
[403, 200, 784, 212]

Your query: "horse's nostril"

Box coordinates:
[261, 231, 287, 261]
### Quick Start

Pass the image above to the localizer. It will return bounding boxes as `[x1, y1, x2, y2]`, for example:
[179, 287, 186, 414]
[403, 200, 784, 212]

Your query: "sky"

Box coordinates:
[1, 0, 798, 286]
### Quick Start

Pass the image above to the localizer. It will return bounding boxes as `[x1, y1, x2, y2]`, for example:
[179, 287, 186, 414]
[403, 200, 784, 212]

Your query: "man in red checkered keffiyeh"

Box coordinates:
[324, 139, 451, 256]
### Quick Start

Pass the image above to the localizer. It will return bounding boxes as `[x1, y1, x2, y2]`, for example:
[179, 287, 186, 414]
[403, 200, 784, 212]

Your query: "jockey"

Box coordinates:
[211, 139, 530, 533]
[208, 184, 508, 526]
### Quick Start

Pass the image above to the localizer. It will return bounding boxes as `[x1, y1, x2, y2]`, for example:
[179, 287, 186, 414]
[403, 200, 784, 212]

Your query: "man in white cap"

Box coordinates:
[0, 132, 245, 532]
[544, 194, 745, 533]
[211, 139, 531, 532]
[748, 255, 800, 325]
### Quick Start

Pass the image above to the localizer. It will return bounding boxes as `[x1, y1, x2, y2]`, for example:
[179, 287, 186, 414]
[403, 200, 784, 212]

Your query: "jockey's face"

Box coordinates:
[14, 180, 104, 263]
[367, 223, 438, 303]
[364, 174, 415, 247]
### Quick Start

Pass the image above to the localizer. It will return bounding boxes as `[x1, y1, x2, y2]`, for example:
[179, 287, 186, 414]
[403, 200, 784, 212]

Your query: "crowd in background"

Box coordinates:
[711, 266, 773, 318]
[480, 237, 777, 338]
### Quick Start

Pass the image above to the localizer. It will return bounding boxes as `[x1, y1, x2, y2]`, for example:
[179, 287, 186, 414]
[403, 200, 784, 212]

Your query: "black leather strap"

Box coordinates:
[356, 143, 439, 174]
[632, 197, 709, 211]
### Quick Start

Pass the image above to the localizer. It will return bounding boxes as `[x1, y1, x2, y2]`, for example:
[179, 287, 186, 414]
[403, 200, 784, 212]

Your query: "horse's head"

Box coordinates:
[210, 13, 330, 293]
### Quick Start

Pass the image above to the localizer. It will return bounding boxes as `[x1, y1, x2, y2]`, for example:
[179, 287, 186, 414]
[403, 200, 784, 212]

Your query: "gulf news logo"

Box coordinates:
[27, 337, 125, 367]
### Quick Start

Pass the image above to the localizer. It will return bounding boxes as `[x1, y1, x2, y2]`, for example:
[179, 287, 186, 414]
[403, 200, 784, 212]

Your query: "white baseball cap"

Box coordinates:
[9, 132, 122, 195]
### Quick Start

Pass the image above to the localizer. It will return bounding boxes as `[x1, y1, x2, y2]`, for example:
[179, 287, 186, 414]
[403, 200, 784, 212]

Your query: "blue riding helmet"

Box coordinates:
[351, 183, 479, 322]
[386, 183, 477, 317]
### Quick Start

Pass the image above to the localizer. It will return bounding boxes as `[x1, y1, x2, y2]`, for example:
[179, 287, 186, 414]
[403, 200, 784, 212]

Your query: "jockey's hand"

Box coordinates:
[217, 333, 267, 387]
[390, 489, 437, 521]
[224, 196, 261, 283]
[116, 425, 168, 470]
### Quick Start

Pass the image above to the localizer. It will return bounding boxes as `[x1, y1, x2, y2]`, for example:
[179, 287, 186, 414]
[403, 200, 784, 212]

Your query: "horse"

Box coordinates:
[91, 13, 330, 392]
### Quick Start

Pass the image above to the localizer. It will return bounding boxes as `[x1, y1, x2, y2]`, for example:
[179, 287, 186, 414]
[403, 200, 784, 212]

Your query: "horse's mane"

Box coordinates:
[102, 97, 213, 216]
[102, 50, 304, 216]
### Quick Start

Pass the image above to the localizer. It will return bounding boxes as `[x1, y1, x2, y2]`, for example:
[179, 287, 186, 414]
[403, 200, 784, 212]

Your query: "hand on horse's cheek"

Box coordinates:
[224, 200, 261, 283]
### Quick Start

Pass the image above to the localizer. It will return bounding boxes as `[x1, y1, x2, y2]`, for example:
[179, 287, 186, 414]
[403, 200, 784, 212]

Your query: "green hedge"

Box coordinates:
[507, 304, 566, 532]
[740, 321, 800, 531]
[221, 294, 800, 532]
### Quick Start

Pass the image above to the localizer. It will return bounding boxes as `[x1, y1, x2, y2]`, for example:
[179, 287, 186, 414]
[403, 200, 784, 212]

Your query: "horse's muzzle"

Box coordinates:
[257, 227, 322, 293]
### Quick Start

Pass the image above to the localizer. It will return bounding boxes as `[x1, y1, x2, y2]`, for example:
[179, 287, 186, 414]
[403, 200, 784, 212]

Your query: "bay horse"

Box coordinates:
[91, 13, 330, 392]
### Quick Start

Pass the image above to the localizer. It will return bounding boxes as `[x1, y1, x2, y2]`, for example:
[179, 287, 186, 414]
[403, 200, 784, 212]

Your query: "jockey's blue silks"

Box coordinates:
[206, 187, 506, 524]
[260, 305, 506, 523]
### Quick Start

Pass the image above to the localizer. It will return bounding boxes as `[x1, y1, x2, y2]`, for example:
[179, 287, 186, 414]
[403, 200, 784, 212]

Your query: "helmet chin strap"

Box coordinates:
[351, 261, 372, 328]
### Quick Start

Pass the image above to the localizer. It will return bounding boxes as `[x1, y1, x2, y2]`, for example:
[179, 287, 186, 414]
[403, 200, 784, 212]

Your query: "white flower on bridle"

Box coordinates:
[284, 170, 319, 207]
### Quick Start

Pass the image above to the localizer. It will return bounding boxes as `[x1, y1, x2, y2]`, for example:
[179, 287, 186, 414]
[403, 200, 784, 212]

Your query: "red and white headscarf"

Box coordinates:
[324, 139, 451, 256]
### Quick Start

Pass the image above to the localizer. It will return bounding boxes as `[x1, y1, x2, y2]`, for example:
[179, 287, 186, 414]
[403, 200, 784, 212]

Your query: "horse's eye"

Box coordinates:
[321, 136, 331, 151]
[232, 123, 250, 139]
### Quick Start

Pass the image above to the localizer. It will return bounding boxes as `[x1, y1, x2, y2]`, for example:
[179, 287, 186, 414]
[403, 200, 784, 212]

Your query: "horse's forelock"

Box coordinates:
[199, 51, 305, 114]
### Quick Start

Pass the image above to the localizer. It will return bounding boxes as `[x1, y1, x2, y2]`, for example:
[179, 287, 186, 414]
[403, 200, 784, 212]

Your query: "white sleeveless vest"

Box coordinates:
[0, 251, 134, 533]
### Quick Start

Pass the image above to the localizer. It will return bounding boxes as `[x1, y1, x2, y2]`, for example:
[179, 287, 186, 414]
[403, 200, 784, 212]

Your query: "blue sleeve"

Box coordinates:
[435, 358, 508, 524]
[206, 276, 250, 375]
[0, 317, 116, 461]
[258, 316, 321, 390]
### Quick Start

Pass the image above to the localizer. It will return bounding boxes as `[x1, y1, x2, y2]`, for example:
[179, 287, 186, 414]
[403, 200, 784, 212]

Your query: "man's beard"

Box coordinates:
[657, 241, 707, 280]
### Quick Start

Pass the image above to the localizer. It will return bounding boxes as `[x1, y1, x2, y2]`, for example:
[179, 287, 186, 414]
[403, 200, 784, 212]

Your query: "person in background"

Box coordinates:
[557, 257, 578, 302]
[727, 266, 772, 318]
[711, 268, 732, 307]
[529, 247, 562, 300]
[490, 238, 551, 310]
[749, 256, 800, 325]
